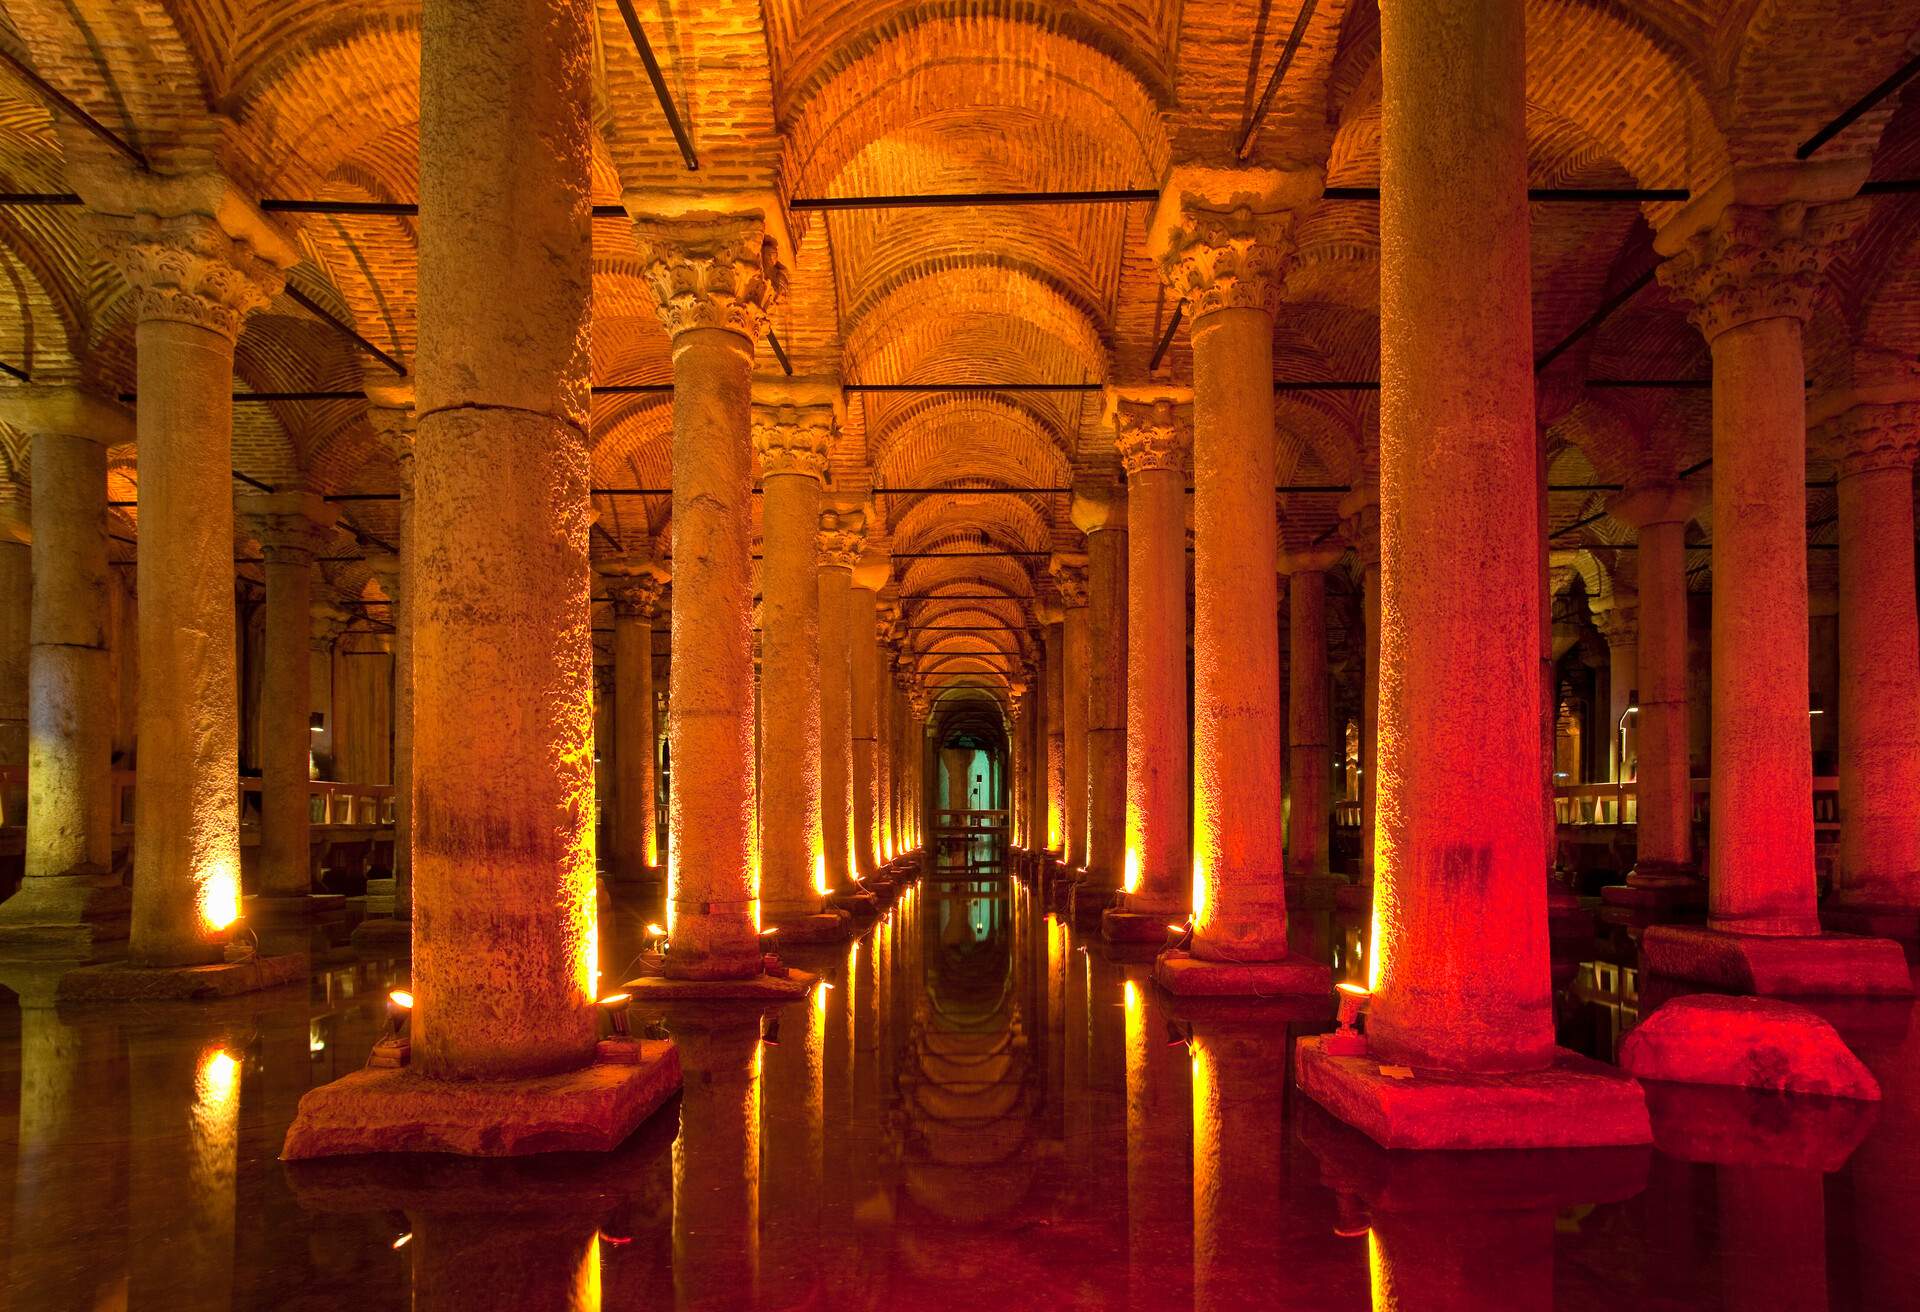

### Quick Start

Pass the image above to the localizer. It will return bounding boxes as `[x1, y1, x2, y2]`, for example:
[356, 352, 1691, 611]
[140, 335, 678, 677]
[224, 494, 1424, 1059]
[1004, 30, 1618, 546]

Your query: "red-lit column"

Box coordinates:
[1052, 554, 1091, 873]
[1281, 544, 1347, 907]
[1042, 610, 1066, 856]
[1646, 187, 1906, 989]
[1075, 493, 1128, 898]
[850, 556, 889, 877]
[1106, 396, 1192, 940]
[1339, 485, 1381, 907]
[875, 610, 895, 865]
[1825, 400, 1920, 935]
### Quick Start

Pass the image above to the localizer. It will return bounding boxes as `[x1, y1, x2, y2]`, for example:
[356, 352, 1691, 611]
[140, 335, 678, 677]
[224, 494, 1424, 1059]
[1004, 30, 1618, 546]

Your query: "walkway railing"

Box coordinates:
[1, 767, 394, 832]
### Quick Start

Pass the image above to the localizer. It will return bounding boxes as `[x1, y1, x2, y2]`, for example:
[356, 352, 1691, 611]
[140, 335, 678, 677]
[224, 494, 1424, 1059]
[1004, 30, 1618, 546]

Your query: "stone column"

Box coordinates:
[751, 402, 837, 935]
[1279, 544, 1346, 906]
[1149, 169, 1321, 990]
[850, 555, 889, 877]
[0, 475, 25, 797]
[1823, 401, 1920, 934]
[368, 389, 416, 922]
[942, 746, 971, 813]
[1648, 185, 1905, 989]
[1592, 599, 1639, 784]
[1008, 683, 1029, 852]
[1074, 491, 1127, 897]
[629, 207, 790, 984]
[1605, 482, 1700, 901]
[1300, 0, 1647, 1144]
[817, 509, 863, 891]
[1051, 555, 1090, 872]
[0, 390, 132, 952]
[1339, 487, 1381, 903]
[875, 615, 895, 864]
[240, 492, 337, 910]
[1106, 397, 1191, 941]
[94, 194, 295, 969]
[1025, 649, 1048, 863]
[602, 558, 668, 885]
[1042, 611, 1066, 856]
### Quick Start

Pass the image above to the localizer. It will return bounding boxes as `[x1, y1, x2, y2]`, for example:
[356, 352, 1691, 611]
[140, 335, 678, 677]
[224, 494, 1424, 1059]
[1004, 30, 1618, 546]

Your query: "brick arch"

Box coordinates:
[1727, 0, 1920, 166]
[890, 493, 1051, 555]
[872, 393, 1073, 485]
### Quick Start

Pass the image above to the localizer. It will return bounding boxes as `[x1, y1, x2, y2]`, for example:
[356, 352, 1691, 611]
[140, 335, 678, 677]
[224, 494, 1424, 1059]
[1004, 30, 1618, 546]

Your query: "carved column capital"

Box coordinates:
[310, 600, 353, 652]
[365, 381, 417, 476]
[1049, 553, 1090, 608]
[1114, 397, 1193, 476]
[1816, 402, 1920, 480]
[1592, 603, 1639, 646]
[240, 491, 338, 567]
[629, 211, 788, 343]
[98, 212, 288, 342]
[752, 403, 833, 483]
[817, 508, 866, 571]
[1153, 172, 1306, 322]
[1656, 200, 1865, 342]
[599, 555, 670, 619]
[1338, 486, 1381, 569]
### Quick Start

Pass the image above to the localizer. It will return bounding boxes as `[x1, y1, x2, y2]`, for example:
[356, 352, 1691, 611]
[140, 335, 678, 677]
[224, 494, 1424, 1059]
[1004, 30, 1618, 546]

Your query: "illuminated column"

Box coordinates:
[1280, 544, 1346, 904]
[1604, 482, 1700, 900]
[1052, 555, 1091, 871]
[850, 554, 889, 876]
[1107, 396, 1191, 939]
[95, 191, 295, 967]
[1009, 683, 1029, 851]
[1121, 966, 1192, 1304]
[1042, 610, 1066, 856]
[1340, 486, 1381, 898]
[670, 1012, 764, 1310]
[241, 493, 337, 907]
[367, 387, 416, 923]
[1647, 183, 1906, 988]
[1300, 0, 1648, 1145]
[875, 612, 895, 864]
[941, 746, 971, 813]
[0, 390, 130, 952]
[630, 207, 787, 982]
[1190, 1022, 1285, 1312]
[1026, 647, 1049, 863]
[1823, 401, 1920, 934]
[1075, 490, 1128, 894]
[1151, 168, 1316, 984]
[752, 402, 836, 932]
[0, 475, 24, 790]
[603, 557, 668, 884]
[1592, 600, 1638, 784]
[818, 508, 863, 891]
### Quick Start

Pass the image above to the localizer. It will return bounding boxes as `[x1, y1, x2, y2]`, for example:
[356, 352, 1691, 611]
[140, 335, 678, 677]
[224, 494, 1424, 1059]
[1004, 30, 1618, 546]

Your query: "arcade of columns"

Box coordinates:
[0, 0, 1913, 1156]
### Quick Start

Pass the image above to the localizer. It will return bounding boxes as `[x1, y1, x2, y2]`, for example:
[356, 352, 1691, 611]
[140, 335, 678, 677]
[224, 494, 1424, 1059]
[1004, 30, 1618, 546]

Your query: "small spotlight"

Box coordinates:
[597, 992, 633, 1038]
[1326, 982, 1371, 1057]
[392, 1232, 412, 1250]
[309, 711, 326, 733]
[1165, 1019, 1192, 1048]
[645, 923, 666, 938]
[369, 990, 413, 1068]
[760, 1015, 781, 1046]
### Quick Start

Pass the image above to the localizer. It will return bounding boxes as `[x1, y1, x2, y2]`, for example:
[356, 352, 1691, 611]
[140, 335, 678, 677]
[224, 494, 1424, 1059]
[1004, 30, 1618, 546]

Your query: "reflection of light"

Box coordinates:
[308, 1024, 326, 1054]
[198, 858, 239, 931]
[197, 1049, 238, 1106]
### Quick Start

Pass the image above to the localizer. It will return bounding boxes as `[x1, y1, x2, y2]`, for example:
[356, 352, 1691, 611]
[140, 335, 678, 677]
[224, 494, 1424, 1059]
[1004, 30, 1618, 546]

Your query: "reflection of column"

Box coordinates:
[1280, 546, 1345, 901]
[1112, 397, 1190, 934]
[758, 986, 826, 1309]
[1122, 968, 1192, 1305]
[1190, 1022, 1285, 1312]
[604, 559, 668, 884]
[851, 557, 889, 876]
[0, 390, 130, 951]
[98, 192, 294, 965]
[1076, 493, 1127, 892]
[1043, 613, 1066, 855]
[241, 492, 337, 905]
[818, 510, 864, 890]
[670, 1011, 764, 1311]
[1656, 193, 1862, 939]
[630, 205, 785, 979]
[1719, 1166, 1828, 1311]
[754, 405, 830, 919]
[1156, 174, 1299, 961]
[1052, 555, 1091, 871]
[130, 1029, 246, 1310]
[411, 1214, 601, 1312]
[1823, 401, 1920, 931]
[1366, 1200, 1555, 1311]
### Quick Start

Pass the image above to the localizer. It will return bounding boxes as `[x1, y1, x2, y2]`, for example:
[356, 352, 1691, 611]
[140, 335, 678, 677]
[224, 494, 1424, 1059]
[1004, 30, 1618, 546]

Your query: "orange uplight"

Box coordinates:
[197, 1048, 238, 1105]
[813, 851, 830, 898]
[1123, 847, 1141, 895]
[392, 1233, 412, 1251]
[198, 858, 240, 932]
[597, 992, 631, 1007]
[1336, 982, 1370, 997]
[388, 990, 415, 1010]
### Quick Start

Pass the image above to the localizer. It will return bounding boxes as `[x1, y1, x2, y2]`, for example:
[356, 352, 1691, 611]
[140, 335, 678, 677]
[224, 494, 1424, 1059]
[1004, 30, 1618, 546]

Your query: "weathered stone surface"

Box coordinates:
[1620, 994, 1881, 1099]
[1154, 946, 1332, 997]
[57, 953, 306, 1003]
[624, 969, 814, 1002]
[1642, 924, 1915, 996]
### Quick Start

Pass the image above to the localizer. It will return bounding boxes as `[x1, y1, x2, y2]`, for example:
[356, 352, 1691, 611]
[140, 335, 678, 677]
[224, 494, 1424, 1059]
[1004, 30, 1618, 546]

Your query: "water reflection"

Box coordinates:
[0, 843, 1912, 1309]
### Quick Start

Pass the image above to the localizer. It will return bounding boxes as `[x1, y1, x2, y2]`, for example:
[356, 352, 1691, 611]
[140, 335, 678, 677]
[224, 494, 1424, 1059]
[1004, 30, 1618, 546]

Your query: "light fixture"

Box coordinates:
[597, 992, 633, 1038]
[369, 989, 413, 1068]
[392, 1232, 412, 1251]
[760, 1015, 781, 1046]
[1325, 982, 1370, 1057]
[310, 711, 326, 733]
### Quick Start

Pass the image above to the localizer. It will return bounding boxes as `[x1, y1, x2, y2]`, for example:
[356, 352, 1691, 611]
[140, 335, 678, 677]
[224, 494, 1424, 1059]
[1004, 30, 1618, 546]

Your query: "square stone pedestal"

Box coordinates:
[1641, 924, 1914, 996]
[1601, 879, 1706, 911]
[1068, 883, 1117, 927]
[1101, 908, 1177, 945]
[1334, 882, 1372, 914]
[57, 952, 306, 1003]
[1153, 947, 1332, 997]
[1821, 902, 1920, 941]
[766, 911, 852, 945]
[1295, 1034, 1652, 1150]
[349, 915, 412, 953]
[280, 1039, 682, 1159]
[0, 877, 130, 961]
[623, 968, 816, 1002]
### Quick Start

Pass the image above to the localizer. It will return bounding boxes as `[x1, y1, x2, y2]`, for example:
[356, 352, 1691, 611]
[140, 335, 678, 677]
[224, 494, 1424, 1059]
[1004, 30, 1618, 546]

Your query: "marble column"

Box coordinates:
[1280, 544, 1346, 905]
[368, 389, 416, 922]
[1051, 555, 1090, 871]
[751, 402, 835, 932]
[1008, 684, 1028, 851]
[602, 558, 668, 885]
[1649, 184, 1905, 988]
[241, 492, 337, 908]
[1605, 482, 1700, 899]
[1106, 396, 1191, 940]
[95, 193, 295, 968]
[1025, 648, 1048, 863]
[0, 475, 25, 797]
[0, 389, 131, 951]
[1075, 491, 1127, 895]
[817, 509, 864, 891]
[850, 555, 889, 877]
[875, 615, 895, 864]
[1339, 486, 1381, 901]
[1042, 610, 1066, 856]
[1592, 600, 1639, 785]
[630, 208, 787, 982]
[1825, 400, 1920, 933]
[1151, 168, 1313, 981]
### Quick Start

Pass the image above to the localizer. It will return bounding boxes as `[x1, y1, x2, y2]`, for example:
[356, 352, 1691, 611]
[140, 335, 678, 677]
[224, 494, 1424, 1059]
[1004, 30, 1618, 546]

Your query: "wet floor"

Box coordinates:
[2, 841, 1917, 1310]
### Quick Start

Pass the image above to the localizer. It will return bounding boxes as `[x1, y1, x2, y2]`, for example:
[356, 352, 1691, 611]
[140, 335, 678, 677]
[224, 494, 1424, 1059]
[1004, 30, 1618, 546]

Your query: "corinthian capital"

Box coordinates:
[1656, 200, 1865, 342]
[240, 491, 338, 566]
[100, 212, 290, 342]
[752, 403, 833, 483]
[628, 208, 789, 342]
[1113, 397, 1193, 476]
[1049, 553, 1090, 608]
[1149, 167, 1317, 323]
[817, 507, 865, 570]
[1817, 402, 1920, 480]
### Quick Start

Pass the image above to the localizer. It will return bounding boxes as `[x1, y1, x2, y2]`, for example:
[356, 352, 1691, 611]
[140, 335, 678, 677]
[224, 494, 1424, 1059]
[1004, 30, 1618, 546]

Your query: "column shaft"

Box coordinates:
[759, 469, 824, 920]
[1632, 508, 1695, 876]
[612, 602, 660, 878]
[1360, 556, 1380, 883]
[850, 586, 879, 876]
[1285, 567, 1331, 881]
[1085, 525, 1127, 888]
[818, 550, 855, 889]
[1124, 462, 1187, 916]
[1044, 621, 1065, 854]
[1062, 600, 1090, 869]
[257, 548, 314, 898]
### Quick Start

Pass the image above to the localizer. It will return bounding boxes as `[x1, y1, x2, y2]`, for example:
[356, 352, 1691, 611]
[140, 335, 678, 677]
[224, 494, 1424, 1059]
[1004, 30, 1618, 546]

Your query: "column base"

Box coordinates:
[1068, 882, 1118, 927]
[349, 916, 413, 953]
[1334, 880, 1373, 914]
[1641, 924, 1914, 996]
[1820, 899, 1920, 940]
[1639, 1074, 1879, 1170]
[57, 952, 306, 1003]
[828, 890, 879, 918]
[610, 864, 665, 888]
[1101, 908, 1180, 945]
[1601, 864, 1706, 910]
[764, 910, 853, 945]
[1153, 946, 1332, 998]
[0, 876, 130, 960]
[1619, 994, 1880, 1099]
[245, 892, 329, 925]
[1295, 1034, 1651, 1150]
[624, 968, 816, 1002]
[281, 1040, 682, 1159]
[1285, 874, 1349, 911]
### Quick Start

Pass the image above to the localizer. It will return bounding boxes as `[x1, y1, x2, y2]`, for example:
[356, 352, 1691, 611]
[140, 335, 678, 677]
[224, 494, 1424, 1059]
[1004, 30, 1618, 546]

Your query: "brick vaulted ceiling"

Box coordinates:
[0, 0, 1916, 706]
